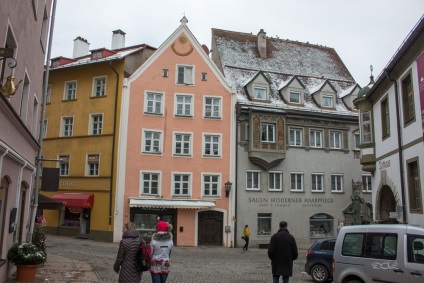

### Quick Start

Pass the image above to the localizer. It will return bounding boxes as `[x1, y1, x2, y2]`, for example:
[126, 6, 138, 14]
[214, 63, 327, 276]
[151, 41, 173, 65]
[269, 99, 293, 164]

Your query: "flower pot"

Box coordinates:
[16, 264, 38, 282]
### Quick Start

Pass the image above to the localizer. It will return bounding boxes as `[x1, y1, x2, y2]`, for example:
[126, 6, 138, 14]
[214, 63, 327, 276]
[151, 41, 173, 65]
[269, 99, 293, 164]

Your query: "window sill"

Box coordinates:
[62, 99, 77, 102]
[90, 95, 107, 99]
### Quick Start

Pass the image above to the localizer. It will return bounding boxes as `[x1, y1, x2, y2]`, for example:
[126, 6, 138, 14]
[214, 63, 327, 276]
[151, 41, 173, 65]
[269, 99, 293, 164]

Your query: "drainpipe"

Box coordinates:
[384, 70, 407, 224]
[108, 61, 120, 241]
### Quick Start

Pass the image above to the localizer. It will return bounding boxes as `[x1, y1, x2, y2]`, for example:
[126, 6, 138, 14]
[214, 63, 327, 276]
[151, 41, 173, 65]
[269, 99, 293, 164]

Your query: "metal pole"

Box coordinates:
[28, 0, 57, 242]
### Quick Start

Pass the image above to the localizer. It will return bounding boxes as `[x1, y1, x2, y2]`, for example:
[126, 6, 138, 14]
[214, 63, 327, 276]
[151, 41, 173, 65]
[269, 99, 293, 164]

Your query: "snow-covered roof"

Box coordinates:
[212, 28, 358, 117]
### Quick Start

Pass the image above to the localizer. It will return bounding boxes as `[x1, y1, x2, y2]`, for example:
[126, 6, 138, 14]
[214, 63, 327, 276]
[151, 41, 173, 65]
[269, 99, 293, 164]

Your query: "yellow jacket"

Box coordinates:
[243, 226, 250, 238]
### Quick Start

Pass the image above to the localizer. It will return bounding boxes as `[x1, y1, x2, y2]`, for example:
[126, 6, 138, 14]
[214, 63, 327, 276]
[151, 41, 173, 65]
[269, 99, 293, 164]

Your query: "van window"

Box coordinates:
[407, 235, 424, 264]
[364, 233, 397, 260]
[342, 233, 364, 257]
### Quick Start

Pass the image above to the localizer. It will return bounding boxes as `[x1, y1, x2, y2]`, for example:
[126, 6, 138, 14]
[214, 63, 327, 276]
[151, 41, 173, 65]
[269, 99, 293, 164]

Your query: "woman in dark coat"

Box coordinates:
[267, 221, 298, 283]
[114, 222, 142, 283]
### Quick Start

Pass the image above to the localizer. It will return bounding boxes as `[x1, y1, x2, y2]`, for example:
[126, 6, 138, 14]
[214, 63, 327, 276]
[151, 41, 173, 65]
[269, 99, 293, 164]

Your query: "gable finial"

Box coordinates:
[369, 64, 375, 85]
[180, 14, 188, 25]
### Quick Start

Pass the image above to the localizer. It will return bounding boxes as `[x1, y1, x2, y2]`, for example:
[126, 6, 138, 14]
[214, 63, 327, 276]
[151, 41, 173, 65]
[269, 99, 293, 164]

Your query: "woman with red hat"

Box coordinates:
[149, 221, 174, 283]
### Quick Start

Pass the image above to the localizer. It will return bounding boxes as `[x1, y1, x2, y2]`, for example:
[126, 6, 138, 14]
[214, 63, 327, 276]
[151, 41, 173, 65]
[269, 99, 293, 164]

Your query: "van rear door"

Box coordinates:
[406, 234, 424, 283]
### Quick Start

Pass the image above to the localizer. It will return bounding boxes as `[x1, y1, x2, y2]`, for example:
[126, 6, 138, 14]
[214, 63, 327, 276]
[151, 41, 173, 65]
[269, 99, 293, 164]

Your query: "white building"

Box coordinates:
[354, 15, 424, 225]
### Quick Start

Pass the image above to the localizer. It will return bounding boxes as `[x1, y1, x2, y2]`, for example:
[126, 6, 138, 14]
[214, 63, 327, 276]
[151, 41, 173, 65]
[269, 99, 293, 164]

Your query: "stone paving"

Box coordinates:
[8, 235, 315, 283]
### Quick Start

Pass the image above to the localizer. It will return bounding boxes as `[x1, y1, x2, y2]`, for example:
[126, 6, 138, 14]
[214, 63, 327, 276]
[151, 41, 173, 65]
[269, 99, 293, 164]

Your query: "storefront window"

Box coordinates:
[258, 213, 271, 235]
[131, 208, 176, 242]
[310, 213, 334, 238]
[62, 207, 80, 227]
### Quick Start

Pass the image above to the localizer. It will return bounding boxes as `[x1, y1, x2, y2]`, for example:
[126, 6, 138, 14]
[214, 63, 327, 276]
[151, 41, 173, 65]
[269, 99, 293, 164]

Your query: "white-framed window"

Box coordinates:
[142, 130, 162, 153]
[289, 91, 301, 104]
[61, 116, 73, 137]
[289, 127, 303, 146]
[87, 154, 99, 176]
[258, 213, 272, 235]
[175, 94, 193, 116]
[92, 51, 102, 59]
[354, 133, 361, 150]
[204, 97, 221, 118]
[163, 69, 168, 77]
[269, 172, 282, 191]
[176, 65, 194, 85]
[140, 172, 160, 195]
[290, 173, 303, 192]
[145, 92, 163, 115]
[93, 76, 106, 97]
[253, 86, 267, 100]
[201, 72, 207, 81]
[42, 119, 47, 139]
[46, 85, 52, 103]
[203, 134, 221, 157]
[58, 154, 69, 176]
[322, 94, 334, 108]
[361, 111, 372, 143]
[90, 114, 103, 135]
[381, 97, 390, 138]
[172, 173, 191, 196]
[311, 174, 324, 192]
[262, 123, 275, 143]
[329, 131, 342, 149]
[202, 174, 220, 197]
[173, 133, 192, 156]
[362, 174, 372, 192]
[310, 129, 322, 148]
[64, 81, 76, 100]
[246, 171, 260, 190]
[331, 174, 343, 192]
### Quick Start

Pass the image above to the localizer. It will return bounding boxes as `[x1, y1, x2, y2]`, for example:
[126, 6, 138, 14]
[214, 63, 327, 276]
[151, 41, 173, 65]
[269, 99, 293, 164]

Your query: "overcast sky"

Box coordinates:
[50, 0, 424, 87]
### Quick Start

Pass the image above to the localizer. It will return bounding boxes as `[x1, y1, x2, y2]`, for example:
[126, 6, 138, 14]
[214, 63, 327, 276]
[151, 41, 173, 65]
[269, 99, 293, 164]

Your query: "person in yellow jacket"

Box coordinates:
[242, 224, 250, 251]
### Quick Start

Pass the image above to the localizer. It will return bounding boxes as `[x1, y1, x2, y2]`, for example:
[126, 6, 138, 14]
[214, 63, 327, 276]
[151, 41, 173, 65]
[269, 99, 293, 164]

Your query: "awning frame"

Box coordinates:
[129, 198, 216, 209]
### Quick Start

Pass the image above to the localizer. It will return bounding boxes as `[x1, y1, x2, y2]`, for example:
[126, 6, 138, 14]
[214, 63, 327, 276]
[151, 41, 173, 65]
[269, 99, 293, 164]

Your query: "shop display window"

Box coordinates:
[310, 213, 334, 238]
[258, 213, 271, 235]
[134, 213, 173, 238]
[62, 207, 80, 227]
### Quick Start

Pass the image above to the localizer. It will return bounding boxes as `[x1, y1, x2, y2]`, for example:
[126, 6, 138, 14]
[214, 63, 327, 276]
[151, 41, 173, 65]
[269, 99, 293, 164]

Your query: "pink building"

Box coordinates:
[0, 1, 52, 281]
[115, 17, 235, 247]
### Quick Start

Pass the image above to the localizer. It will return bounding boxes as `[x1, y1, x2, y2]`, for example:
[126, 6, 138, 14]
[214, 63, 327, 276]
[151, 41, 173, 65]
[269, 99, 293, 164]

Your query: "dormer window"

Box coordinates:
[289, 91, 301, 104]
[322, 94, 334, 108]
[52, 60, 60, 68]
[92, 51, 102, 60]
[254, 86, 267, 100]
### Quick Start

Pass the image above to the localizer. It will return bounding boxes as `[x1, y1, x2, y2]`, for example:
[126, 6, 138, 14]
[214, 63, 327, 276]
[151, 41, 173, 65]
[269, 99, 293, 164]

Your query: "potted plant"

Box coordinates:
[7, 242, 46, 282]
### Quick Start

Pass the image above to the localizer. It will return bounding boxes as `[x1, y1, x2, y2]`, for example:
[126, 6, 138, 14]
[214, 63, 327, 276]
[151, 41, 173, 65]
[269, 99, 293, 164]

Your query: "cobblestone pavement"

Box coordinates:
[39, 235, 315, 283]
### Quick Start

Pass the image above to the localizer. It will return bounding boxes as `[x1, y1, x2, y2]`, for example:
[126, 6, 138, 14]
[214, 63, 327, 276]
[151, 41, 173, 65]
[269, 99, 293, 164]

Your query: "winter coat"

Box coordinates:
[267, 228, 298, 276]
[113, 229, 142, 283]
[149, 232, 174, 274]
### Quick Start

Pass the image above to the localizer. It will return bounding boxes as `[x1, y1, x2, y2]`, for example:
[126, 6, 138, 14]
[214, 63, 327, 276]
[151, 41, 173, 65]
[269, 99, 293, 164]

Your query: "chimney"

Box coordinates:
[257, 29, 267, 59]
[73, 37, 90, 58]
[111, 29, 126, 50]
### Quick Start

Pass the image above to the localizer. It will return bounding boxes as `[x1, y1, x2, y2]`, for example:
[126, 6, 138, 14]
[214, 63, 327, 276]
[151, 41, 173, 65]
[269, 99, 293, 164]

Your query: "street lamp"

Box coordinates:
[225, 181, 232, 198]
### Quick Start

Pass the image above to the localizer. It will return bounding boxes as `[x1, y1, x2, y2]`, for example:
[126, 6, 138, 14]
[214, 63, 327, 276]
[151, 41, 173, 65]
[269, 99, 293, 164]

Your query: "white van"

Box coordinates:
[332, 224, 424, 283]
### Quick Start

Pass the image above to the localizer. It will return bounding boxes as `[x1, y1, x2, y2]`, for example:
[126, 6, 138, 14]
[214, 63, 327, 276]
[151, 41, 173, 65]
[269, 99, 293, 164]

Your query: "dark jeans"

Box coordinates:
[243, 236, 249, 250]
[272, 274, 289, 283]
[151, 273, 168, 283]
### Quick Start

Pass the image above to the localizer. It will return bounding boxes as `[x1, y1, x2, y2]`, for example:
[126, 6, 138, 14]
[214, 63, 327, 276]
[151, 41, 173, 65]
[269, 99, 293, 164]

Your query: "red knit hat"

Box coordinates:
[157, 221, 168, 232]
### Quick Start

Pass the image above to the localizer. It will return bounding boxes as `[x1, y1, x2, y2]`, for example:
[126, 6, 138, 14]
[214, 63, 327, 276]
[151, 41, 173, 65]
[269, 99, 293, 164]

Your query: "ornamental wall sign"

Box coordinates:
[171, 36, 193, 56]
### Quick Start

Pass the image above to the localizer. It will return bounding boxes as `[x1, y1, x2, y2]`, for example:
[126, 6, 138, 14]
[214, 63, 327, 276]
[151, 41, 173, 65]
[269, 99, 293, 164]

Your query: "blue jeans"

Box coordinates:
[272, 274, 289, 283]
[151, 273, 168, 283]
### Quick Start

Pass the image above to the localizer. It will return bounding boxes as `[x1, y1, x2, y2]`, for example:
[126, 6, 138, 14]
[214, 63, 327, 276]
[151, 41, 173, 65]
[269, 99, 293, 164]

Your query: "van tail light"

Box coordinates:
[306, 251, 311, 258]
[332, 258, 335, 273]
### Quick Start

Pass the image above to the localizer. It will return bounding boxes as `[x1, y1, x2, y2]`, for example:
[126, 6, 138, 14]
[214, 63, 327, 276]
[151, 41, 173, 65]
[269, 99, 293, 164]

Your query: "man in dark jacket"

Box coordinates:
[267, 221, 298, 283]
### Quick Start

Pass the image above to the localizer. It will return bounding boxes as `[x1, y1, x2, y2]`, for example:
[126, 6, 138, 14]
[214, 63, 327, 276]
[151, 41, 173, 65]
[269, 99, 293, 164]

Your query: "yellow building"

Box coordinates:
[41, 31, 155, 241]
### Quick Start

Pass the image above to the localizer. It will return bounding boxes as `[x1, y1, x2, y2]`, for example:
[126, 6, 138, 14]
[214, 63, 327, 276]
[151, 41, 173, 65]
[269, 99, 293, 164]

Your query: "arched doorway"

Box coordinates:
[198, 211, 223, 246]
[378, 185, 397, 223]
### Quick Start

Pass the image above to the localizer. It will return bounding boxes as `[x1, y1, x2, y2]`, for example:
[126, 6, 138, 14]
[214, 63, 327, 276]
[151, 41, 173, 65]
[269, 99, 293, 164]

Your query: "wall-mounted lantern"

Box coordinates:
[225, 181, 232, 198]
[0, 47, 21, 98]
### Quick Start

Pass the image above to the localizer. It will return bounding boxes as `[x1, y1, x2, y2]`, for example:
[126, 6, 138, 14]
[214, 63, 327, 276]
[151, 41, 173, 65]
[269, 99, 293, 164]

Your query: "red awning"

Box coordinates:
[52, 193, 94, 208]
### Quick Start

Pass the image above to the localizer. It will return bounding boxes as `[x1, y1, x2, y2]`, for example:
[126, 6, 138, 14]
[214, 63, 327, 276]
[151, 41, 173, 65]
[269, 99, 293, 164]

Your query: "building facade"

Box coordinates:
[115, 18, 235, 246]
[212, 28, 372, 249]
[41, 31, 156, 241]
[354, 15, 424, 226]
[0, 1, 52, 281]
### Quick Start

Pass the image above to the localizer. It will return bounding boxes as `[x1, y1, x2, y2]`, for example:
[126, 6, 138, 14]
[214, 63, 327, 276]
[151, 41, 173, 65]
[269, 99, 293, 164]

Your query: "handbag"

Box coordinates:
[241, 234, 246, 240]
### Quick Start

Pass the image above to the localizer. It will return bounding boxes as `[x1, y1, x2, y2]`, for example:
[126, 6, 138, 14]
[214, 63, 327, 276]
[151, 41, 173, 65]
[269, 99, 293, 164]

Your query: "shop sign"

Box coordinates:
[248, 197, 334, 208]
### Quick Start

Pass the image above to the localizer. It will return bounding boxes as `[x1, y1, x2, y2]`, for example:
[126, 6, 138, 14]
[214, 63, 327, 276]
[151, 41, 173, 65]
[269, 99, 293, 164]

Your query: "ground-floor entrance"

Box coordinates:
[198, 210, 223, 246]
